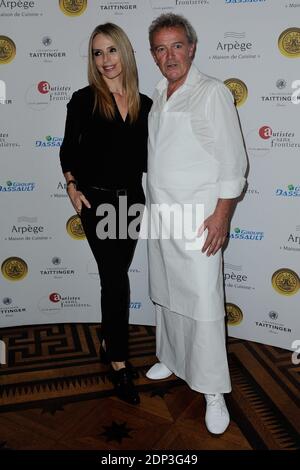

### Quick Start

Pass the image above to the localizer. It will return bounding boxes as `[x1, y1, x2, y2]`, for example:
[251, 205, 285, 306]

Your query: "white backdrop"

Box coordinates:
[0, 0, 299, 351]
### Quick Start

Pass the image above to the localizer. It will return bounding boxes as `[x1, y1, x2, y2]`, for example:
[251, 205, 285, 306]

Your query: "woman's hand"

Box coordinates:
[67, 185, 91, 215]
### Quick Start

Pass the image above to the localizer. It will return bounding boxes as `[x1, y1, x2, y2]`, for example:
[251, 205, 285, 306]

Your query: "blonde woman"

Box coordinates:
[60, 23, 152, 405]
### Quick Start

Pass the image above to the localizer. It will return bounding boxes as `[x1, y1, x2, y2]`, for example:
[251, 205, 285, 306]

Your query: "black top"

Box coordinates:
[59, 86, 152, 189]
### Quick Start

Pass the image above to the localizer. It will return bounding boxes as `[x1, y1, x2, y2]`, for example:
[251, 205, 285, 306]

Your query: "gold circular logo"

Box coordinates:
[0, 36, 16, 64]
[1, 257, 28, 281]
[226, 303, 243, 326]
[272, 268, 300, 296]
[278, 28, 300, 58]
[224, 78, 248, 107]
[59, 0, 87, 16]
[66, 215, 86, 240]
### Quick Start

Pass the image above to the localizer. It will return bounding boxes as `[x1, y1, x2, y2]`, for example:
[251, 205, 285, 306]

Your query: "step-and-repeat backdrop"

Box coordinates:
[1, 0, 299, 351]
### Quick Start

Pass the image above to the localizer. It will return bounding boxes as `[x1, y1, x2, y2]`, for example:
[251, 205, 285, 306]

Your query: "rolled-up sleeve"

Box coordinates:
[207, 83, 247, 199]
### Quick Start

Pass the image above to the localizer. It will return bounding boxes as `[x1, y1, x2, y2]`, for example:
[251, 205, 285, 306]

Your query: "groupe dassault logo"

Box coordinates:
[0, 181, 35, 192]
[275, 185, 300, 197]
[229, 227, 264, 241]
[35, 136, 63, 147]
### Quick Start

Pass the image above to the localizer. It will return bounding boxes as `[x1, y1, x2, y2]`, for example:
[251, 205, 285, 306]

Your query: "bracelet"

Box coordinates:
[66, 179, 77, 189]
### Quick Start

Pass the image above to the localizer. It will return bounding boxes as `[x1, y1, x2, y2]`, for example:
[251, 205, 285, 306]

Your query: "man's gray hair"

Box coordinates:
[149, 13, 198, 48]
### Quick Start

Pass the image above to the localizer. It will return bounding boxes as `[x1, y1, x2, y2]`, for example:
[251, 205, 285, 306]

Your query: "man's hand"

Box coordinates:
[197, 198, 236, 256]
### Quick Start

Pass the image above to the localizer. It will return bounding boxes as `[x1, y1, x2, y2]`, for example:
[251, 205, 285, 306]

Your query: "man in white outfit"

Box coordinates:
[146, 13, 247, 434]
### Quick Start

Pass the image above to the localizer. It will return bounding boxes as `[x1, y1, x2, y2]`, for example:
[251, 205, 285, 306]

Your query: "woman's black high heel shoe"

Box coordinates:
[109, 366, 140, 405]
[99, 342, 139, 379]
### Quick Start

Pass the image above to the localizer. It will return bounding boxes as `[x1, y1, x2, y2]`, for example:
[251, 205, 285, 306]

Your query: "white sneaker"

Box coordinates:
[204, 393, 230, 434]
[146, 362, 173, 380]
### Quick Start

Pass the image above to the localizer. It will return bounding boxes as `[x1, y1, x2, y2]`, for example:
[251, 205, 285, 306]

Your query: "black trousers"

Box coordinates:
[79, 185, 145, 362]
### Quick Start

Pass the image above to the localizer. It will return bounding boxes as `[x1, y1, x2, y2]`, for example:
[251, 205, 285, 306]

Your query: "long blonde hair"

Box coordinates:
[88, 23, 140, 123]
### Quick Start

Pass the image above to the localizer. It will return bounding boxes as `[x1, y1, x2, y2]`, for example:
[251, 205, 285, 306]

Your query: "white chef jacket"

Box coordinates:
[147, 64, 247, 321]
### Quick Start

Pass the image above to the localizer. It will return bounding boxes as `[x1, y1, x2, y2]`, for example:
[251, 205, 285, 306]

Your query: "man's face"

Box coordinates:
[151, 26, 195, 89]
